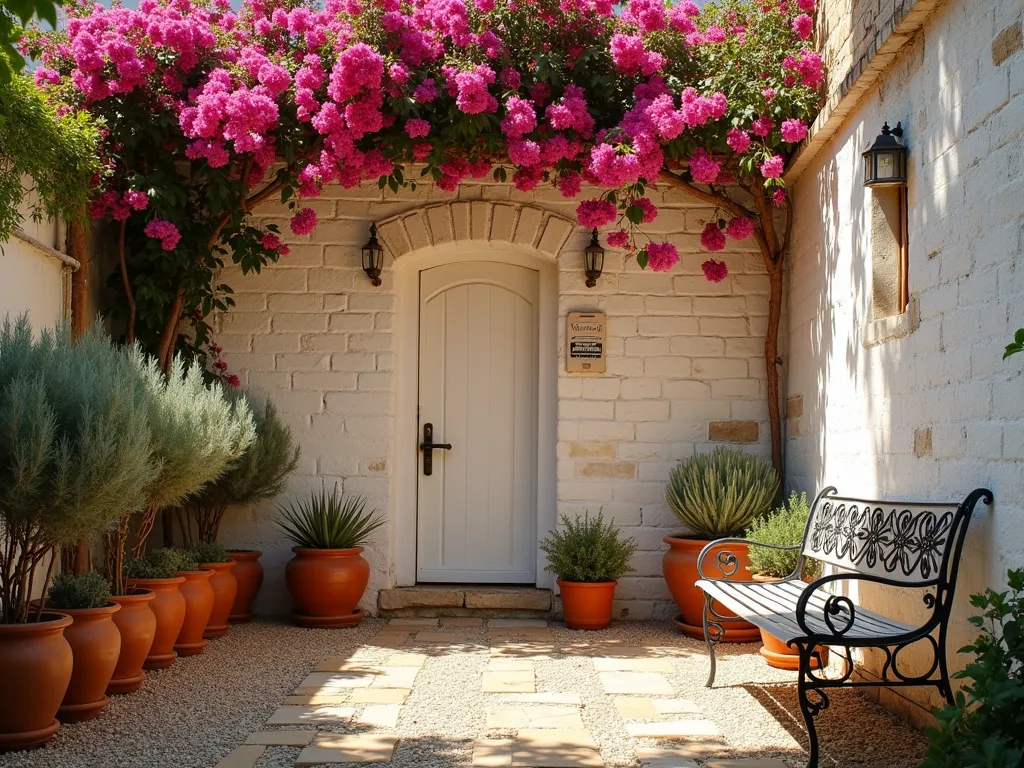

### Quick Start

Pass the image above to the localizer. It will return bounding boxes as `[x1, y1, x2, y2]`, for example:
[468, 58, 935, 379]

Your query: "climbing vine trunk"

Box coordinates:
[764, 258, 784, 476]
[67, 218, 93, 575]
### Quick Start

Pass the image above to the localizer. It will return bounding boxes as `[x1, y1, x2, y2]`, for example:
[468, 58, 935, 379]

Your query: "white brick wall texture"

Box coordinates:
[786, 0, 1024, 724]
[213, 179, 773, 620]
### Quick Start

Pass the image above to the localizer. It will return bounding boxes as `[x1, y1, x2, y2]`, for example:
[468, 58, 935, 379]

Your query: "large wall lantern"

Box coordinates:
[362, 223, 384, 286]
[863, 122, 907, 188]
[584, 229, 605, 288]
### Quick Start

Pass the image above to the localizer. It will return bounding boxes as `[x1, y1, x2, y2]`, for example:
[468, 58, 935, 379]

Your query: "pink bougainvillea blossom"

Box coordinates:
[781, 119, 808, 143]
[773, 188, 789, 207]
[760, 155, 785, 178]
[798, 0, 816, 10]
[726, 217, 755, 241]
[702, 258, 728, 282]
[123, 190, 148, 211]
[792, 14, 813, 40]
[405, 119, 431, 138]
[576, 199, 618, 229]
[689, 149, 720, 185]
[700, 221, 726, 252]
[727, 129, 751, 153]
[633, 197, 658, 223]
[607, 230, 629, 248]
[144, 219, 180, 250]
[646, 242, 679, 272]
[290, 208, 318, 235]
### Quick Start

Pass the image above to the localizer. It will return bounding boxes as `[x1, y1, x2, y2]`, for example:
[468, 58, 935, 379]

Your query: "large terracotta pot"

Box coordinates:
[201, 561, 237, 639]
[55, 603, 121, 723]
[174, 570, 215, 656]
[128, 576, 185, 670]
[558, 580, 616, 631]
[662, 536, 760, 642]
[285, 547, 368, 628]
[751, 575, 829, 670]
[108, 590, 157, 694]
[0, 612, 73, 750]
[227, 550, 264, 623]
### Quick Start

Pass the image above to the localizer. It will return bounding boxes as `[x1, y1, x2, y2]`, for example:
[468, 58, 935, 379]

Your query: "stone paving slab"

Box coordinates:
[489, 619, 549, 628]
[296, 734, 399, 765]
[314, 659, 382, 673]
[214, 745, 265, 768]
[482, 670, 536, 693]
[370, 666, 420, 688]
[387, 618, 438, 627]
[357, 703, 402, 728]
[387, 652, 427, 667]
[625, 720, 724, 739]
[472, 738, 513, 767]
[706, 762, 790, 768]
[443, 617, 484, 626]
[266, 705, 355, 725]
[350, 688, 411, 703]
[499, 693, 582, 706]
[598, 671, 674, 695]
[370, 632, 411, 648]
[487, 658, 535, 670]
[284, 694, 350, 706]
[486, 706, 586, 729]
[296, 672, 374, 690]
[511, 730, 602, 767]
[593, 656, 674, 673]
[415, 631, 473, 643]
[614, 698, 701, 719]
[636, 747, 700, 768]
[244, 731, 315, 747]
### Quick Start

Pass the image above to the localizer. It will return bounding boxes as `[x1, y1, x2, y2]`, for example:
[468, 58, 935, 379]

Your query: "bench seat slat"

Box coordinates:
[695, 578, 916, 644]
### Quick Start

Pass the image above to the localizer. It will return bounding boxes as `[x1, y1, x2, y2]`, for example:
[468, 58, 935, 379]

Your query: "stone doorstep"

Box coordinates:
[379, 585, 552, 616]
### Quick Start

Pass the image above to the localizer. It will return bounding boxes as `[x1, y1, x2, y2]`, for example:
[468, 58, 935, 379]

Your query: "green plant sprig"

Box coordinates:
[539, 513, 637, 583]
[277, 485, 384, 550]
[47, 571, 111, 610]
[745, 491, 820, 580]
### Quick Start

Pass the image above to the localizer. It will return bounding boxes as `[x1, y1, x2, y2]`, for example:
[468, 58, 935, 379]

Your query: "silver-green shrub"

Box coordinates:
[539, 513, 637, 583]
[746, 491, 821, 579]
[47, 571, 111, 610]
[190, 541, 231, 565]
[277, 485, 384, 550]
[666, 447, 780, 540]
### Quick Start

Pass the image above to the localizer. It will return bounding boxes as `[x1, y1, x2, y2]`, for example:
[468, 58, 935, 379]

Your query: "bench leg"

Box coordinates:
[796, 643, 826, 768]
[702, 591, 724, 688]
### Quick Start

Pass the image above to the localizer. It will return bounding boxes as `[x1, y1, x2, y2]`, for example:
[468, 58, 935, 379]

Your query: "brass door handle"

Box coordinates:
[420, 423, 451, 476]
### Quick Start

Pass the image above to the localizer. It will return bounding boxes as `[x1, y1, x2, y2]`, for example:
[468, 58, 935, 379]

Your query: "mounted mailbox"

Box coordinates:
[567, 311, 607, 374]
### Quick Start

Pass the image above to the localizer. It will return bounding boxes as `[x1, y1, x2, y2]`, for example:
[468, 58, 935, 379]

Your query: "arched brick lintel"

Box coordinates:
[375, 202, 580, 261]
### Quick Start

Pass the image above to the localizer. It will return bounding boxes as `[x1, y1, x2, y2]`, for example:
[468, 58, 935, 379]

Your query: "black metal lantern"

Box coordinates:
[862, 122, 907, 188]
[584, 229, 605, 288]
[361, 223, 384, 286]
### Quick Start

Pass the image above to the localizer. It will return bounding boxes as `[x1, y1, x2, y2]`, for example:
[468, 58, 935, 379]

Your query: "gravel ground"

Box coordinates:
[0, 619, 928, 768]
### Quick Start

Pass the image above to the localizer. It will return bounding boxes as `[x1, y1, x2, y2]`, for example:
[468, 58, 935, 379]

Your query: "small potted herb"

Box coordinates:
[45, 572, 120, 722]
[746, 492, 826, 669]
[125, 549, 187, 669]
[278, 485, 384, 628]
[190, 542, 236, 639]
[540, 514, 637, 630]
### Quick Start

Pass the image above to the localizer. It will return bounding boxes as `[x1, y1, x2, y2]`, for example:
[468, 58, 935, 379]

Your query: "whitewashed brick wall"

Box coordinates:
[214, 178, 773, 619]
[787, 0, 1024, 723]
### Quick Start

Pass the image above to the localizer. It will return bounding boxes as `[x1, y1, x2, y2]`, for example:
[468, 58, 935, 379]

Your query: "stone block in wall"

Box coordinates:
[708, 421, 760, 443]
[577, 461, 637, 479]
[993, 21, 1023, 67]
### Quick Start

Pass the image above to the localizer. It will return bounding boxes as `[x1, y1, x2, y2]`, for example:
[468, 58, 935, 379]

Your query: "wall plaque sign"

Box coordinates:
[567, 311, 607, 374]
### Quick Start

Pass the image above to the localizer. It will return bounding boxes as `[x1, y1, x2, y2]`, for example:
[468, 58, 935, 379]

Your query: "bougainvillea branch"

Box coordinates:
[29, 0, 822, 473]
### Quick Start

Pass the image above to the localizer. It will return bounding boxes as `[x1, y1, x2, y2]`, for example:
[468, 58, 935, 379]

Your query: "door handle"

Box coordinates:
[419, 422, 452, 476]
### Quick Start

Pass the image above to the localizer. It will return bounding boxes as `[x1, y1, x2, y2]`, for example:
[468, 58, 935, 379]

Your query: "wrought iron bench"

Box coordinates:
[695, 486, 992, 768]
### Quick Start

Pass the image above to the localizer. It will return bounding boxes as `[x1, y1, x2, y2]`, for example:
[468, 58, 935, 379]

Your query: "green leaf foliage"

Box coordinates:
[0, 69, 98, 240]
[124, 547, 198, 580]
[47, 570, 111, 610]
[277, 484, 384, 550]
[922, 569, 1024, 768]
[539, 513, 637, 583]
[190, 541, 231, 565]
[1003, 329, 1024, 360]
[666, 447, 779, 539]
[0, 1, 63, 82]
[745, 491, 820, 579]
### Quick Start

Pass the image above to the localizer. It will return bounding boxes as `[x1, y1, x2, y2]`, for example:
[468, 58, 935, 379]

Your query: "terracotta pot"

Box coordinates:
[52, 602, 121, 723]
[662, 536, 760, 642]
[227, 550, 264, 623]
[0, 612, 73, 751]
[750, 574, 829, 670]
[285, 547, 369, 628]
[201, 561, 237, 639]
[558, 580, 616, 631]
[128, 576, 185, 670]
[174, 570, 215, 656]
[107, 590, 157, 695]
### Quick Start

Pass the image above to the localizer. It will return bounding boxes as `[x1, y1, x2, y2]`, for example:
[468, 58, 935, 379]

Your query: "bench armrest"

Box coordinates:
[697, 537, 802, 581]
[794, 571, 938, 643]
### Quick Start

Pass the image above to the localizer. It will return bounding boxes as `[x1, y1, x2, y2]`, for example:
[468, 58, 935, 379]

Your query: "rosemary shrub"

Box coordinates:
[539, 514, 637, 583]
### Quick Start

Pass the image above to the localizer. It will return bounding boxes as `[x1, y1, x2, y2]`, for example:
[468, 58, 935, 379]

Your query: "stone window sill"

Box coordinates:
[861, 297, 919, 348]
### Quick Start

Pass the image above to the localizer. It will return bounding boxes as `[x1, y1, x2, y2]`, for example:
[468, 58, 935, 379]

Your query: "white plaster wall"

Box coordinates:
[0, 189, 69, 327]
[215, 179, 774, 619]
[786, 0, 1024, 721]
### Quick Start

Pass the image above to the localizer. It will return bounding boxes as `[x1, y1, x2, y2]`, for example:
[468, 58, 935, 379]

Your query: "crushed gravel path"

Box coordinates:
[0, 619, 928, 768]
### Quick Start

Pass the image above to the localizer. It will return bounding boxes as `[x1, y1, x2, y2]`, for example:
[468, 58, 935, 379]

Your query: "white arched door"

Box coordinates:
[416, 262, 539, 583]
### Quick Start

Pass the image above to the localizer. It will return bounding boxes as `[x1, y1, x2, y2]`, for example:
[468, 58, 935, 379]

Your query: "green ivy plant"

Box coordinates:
[745, 492, 820, 580]
[277, 485, 384, 550]
[539, 513, 637, 584]
[1003, 330, 1024, 360]
[47, 571, 112, 610]
[922, 569, 1024, 768]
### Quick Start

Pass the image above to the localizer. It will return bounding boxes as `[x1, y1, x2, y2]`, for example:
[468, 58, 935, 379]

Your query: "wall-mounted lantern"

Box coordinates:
[361, 224, 384, 286]
[863, 122, 907, 188]
[584, 229, 605, 288]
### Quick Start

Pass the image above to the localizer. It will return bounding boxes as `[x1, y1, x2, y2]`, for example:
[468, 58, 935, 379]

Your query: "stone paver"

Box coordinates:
[315, 658, 378, 672]
[266, 705, 356, 725]
[214, 745, 265, 768]
[487, 658, 534, 671]
[614, 698, 701, 719]
[599, 671, 674, 695]
[482, 670, 536, 693]
[636, 747, 700, 768]
[370, 632, 410, 648]
[284, 694, 350, 706]
[472, 738, 513, 767]
[296, 734, 399, 765]
[350, 688, 411, 703]
[486, 706, 586, 729]
[511, 730, 602, 767]
[443, 617, 484, 626]
[415, 631, 473, 643]
[244, 731, 315, 747]
[357, 703, 402, 728]
[371, 666, 419, 688]
[296, 671, 374, 691]
[387, 618, 438, 627]
[593, 656, 674, 673]
[489, 619, 549, 628]
[706, 762, 790, 768]
[625, 720, 723, 739]
[387, 652, 427, 667]
[501, 693, 582, 706]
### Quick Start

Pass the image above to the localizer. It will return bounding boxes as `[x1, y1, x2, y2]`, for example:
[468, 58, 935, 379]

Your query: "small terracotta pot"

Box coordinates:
[558, 580, 616, 630]
[285, 547, 369, 628]
[127, 576, 185, 670]
[750, 574, 829, 670]
[201, 561, 237, 639]
[174, 570, 215, 656]
[108, 590, 157, 695]
[0, 612, 73, 751]
[54, 603, 121, 723]
[662, 536, 760, 643]
[227, 550, 264, 623]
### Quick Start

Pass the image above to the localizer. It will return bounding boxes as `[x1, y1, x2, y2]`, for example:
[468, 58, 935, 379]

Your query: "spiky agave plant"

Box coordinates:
[277, 485, 384, 550]
[666, 447, 780, 540]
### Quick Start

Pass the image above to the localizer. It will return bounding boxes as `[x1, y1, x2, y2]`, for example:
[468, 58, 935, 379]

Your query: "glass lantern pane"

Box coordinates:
[877, 153, 895, 179]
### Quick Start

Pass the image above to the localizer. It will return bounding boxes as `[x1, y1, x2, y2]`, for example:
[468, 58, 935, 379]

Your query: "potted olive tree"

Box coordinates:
[0, 318, 155, 749]
[182, 399, 299, 623]
[540, 514, 637, 630]
[278, 485, 384, 628]
[663, 447, 779, 641]
[746, 492, 826, 669]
